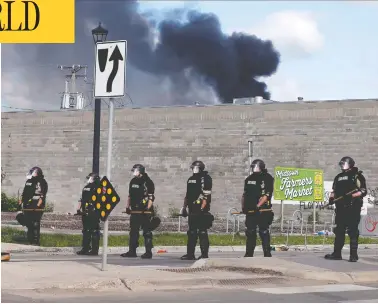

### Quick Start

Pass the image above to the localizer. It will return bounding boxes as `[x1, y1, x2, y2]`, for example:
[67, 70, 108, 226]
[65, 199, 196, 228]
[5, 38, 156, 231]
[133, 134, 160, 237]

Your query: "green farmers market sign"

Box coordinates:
[274, 167, 324, 202]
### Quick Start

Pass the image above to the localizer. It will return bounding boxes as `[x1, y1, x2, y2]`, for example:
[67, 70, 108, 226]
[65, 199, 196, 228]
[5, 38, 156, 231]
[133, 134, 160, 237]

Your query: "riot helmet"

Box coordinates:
[190, 160, 205, 174]
[251, 159, 265, 173]
[339, 156, 355, 171]
[131, 164, 145, 177]
[26, 167, 43, 179]
[86, 172, 100, 184]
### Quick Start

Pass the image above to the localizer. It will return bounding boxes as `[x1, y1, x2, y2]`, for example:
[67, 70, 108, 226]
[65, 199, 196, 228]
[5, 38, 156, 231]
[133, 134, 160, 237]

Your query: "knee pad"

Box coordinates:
[347, 228, 359, 238]
[143, 231, 152, 238]
[198, 230, 208, 237]
[259, 229, 269, 238]
[334, 226, 345, 235]
[92, 230, 100, 237]
[245, 229, 256, 238]
[187, 230, 197, 237]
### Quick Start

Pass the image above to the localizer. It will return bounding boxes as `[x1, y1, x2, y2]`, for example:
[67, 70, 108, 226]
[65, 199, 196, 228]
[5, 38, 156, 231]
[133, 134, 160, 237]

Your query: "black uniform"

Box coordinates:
[181, 161, 213, 260]
[77, 178, 101, 255]
[21, 171, 48, 245]
[242, 161, 274, 257]
[325, 157, 367, 262]
[123, 171, 155, 258]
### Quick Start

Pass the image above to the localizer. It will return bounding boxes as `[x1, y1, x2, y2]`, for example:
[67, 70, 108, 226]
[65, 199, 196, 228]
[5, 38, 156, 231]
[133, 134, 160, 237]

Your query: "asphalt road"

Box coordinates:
[2, 283, 378, 303]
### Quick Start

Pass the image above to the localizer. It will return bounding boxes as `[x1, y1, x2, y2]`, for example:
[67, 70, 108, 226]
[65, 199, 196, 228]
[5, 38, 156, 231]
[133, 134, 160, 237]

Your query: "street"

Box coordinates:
[2, 283, 378, 303]
[2, 249, 378, 303]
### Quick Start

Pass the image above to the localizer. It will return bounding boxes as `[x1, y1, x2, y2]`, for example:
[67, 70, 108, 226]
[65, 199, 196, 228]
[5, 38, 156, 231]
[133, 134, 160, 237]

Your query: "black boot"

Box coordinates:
[142, 231, 153, 259]
[141, 252, 152, 259]
[120, 251, 137, 258]
[245, 229, 257, 257]
[182, 230, 197, 260]
[88, 230, 100, 256]
[77, 229, 91, 255]
[325, 226, 345, 260]
[259, 229, 272, 257]
[349, 232, 359, 262]
[180, 254, 196, 260]
[324, 252, 342, 260]
[198, 230, 209, 259]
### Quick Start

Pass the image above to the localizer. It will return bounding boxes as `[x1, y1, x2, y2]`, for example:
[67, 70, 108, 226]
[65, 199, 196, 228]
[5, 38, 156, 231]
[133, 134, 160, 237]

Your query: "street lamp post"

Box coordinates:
[91, 22, 108, 175]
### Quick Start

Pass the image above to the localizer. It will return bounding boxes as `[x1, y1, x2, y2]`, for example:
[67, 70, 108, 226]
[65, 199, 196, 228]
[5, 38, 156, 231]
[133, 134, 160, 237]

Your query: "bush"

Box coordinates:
[1, 192, 19, 212]
[307, 210, 320, 223]
[168, 207, 180, 218]
[1, 192, 54, 212]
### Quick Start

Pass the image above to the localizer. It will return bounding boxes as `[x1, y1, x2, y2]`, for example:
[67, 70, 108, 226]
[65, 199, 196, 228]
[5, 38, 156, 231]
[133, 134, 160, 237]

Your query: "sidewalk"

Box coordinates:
[2, 255, 377, 293]
[2, 241, 378, 254]
[193, 256, 378, 284]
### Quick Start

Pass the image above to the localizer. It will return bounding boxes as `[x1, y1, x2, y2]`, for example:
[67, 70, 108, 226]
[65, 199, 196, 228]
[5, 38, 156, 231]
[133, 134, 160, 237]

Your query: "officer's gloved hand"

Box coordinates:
[17, 204, 22, 212]
[242, 207, 247, 214]
[126, 207, 131, 215]
[328, 197, 335, 206]
[76, 209, 83, 215]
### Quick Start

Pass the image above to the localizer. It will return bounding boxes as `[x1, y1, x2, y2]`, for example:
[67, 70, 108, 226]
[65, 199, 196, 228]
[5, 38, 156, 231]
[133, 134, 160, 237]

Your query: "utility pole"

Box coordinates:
[58, 65, 88, 110]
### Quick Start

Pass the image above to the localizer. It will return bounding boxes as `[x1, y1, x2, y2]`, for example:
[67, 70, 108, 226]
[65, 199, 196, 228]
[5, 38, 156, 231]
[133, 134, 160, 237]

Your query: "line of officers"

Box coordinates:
[17, 156, 367, 262]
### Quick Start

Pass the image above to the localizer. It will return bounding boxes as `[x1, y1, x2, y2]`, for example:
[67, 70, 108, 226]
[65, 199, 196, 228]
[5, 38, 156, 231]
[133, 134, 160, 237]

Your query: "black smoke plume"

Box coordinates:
[2, 0, 280, 109]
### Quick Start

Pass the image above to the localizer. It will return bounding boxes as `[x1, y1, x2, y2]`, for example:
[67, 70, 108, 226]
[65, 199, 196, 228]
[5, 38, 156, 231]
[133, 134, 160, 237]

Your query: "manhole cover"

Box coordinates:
[217, 277, 286, 286]
[158, 267, 211, 273]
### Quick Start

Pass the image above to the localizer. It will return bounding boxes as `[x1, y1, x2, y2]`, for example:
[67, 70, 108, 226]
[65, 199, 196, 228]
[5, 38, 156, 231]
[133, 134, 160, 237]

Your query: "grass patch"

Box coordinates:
[1, 227, 377, 247]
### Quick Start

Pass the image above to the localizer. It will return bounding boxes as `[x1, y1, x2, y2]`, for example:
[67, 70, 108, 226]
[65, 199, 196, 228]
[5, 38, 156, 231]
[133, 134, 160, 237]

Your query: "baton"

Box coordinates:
[178, 213, 214, 217]
[232, 209, 273, 215]
[122, 211, 153, 214]
[22, 208, 46, 212]
[323, 189, 359, 208]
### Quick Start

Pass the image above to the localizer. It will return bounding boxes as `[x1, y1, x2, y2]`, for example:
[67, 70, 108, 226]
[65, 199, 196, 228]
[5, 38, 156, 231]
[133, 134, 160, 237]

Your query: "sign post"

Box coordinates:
[274, 167, 324, 233]
[94, 40, 127, 271]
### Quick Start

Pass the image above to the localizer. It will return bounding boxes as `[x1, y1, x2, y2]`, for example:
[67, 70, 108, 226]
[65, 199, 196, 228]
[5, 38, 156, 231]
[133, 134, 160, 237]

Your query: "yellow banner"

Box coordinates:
[0, 0, 75, 43]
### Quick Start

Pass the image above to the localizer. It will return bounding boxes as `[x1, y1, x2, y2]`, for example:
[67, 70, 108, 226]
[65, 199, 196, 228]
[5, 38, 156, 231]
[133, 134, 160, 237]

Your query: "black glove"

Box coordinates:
[126, 207, 131, 215]
[242, 207, 247, 214]
[328, 197, 335, 206]
[17, 204, 22, 212]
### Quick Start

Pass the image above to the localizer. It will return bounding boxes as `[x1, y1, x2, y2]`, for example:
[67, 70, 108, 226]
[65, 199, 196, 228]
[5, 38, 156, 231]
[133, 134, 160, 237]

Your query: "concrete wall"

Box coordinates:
[2, 99, 378, 217]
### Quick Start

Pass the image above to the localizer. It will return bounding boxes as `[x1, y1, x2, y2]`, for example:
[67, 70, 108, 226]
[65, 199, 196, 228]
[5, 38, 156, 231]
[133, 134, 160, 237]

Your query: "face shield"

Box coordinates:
[86, 176, 94, 184]
[192, 166, 200, 174]
[339, 160, 350, 171]
[26, 169, 37, 179]
[132, 168, 141, 177]
[252, 163, 261, 173]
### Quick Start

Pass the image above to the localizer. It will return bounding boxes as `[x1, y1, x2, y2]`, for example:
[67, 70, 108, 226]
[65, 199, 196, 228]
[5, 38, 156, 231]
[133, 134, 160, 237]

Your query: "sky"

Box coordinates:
[139, 0, 378, 102]
[1, 0, 378, 111]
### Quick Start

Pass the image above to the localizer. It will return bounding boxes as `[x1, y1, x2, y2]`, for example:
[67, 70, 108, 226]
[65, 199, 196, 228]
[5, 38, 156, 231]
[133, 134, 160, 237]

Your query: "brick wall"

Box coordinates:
[2, 99, 378, 219]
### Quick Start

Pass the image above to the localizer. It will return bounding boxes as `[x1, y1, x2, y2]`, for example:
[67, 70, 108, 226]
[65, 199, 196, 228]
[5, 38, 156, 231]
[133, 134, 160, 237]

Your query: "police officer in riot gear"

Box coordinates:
[121, 164, 156, 259]
[18, 167, 48, 245]
[325, 157, 367, 262]
[181, 161, 213, 260]
[76, 173, 102, 255]
[242, 159, 274, 257]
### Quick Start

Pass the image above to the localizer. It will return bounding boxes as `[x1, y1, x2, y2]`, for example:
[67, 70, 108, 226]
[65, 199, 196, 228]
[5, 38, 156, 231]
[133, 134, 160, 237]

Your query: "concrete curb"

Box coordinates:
[4, 243, 377, 254]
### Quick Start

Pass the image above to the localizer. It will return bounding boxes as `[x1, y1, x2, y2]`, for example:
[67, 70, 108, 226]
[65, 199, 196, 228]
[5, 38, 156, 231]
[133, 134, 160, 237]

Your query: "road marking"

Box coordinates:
[341, 300, 378, 303]
[249, 284, 378, 295]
